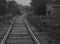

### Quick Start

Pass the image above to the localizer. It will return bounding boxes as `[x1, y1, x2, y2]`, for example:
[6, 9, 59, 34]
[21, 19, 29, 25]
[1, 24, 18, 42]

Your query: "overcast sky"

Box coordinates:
[15, 0, 31, 6]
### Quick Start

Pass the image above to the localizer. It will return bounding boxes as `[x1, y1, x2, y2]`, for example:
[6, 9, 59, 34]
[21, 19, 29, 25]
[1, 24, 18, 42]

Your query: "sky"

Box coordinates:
[15, 0, 31, 6]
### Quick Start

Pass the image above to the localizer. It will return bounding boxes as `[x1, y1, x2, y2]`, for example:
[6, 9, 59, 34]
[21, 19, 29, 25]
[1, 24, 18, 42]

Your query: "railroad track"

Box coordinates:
[0, 16, 40, 44]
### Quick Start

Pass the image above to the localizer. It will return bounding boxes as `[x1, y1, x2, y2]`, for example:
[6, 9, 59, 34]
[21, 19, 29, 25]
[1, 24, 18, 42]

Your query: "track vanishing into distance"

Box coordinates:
[0, 16, 40, 44]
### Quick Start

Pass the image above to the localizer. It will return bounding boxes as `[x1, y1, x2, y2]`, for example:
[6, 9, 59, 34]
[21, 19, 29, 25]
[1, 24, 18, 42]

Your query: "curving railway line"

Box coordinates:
[0, 16, 40, 44]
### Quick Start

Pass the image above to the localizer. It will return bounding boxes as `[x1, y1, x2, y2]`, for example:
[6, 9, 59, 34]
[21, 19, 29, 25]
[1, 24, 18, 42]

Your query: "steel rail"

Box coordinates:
[0, 16, 18, 44]
[23, 19, 40, 44]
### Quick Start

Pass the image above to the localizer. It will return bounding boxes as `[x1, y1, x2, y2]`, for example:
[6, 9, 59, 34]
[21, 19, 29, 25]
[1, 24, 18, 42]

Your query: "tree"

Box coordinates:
[30, 0, 47, 15]
[0, 0, 7, 15]
[6, 1, 20, 15]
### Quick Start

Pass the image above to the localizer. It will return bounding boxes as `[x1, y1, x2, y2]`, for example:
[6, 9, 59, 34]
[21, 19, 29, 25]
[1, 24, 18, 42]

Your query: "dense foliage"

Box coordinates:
[0, 0, 7, 15]
[0, 0, 21, 24]
[29, 0, 60, 43]
[6, 1, 20, 15]
[30, 0, 47, 15]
